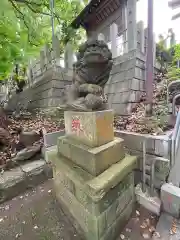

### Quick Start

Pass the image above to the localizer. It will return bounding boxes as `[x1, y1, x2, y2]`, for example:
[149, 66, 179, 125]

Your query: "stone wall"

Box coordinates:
[6, 67, 72, 111]
[6, 51, 160, 115]
[104, 50, 160, 115]
[115, 130, 171, 189]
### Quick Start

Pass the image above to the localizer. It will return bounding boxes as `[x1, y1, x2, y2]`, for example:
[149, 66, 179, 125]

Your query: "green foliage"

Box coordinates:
[167, 44, 180, 81]
[0, 0, 87, 80]
[173, 44, 180, 63]
[167, 66, 180, 81]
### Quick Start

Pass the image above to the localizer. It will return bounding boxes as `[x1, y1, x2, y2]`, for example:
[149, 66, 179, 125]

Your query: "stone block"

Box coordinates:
[43, 130, 65, 147]
[101, 201, 134, 240]
[86, 155, 137, 199]
[0, 167, 25, 203]
[21, 159, 53, 188]
[161, 183, 180, 218]
[50, 150, 135, 215]
[152, 212, 180, 240]
[115, 131, 155, 154]
[57, 168, 133, 215]
[57, 136, 125, 176]
[64, 110, 114, 147]
[54, 179, 134, 240]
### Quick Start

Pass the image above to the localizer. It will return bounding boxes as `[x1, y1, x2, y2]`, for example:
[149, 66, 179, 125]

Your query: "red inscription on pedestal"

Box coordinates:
[72, 118, 81, 133]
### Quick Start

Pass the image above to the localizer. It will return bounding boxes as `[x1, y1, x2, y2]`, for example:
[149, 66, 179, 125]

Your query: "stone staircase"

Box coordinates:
[46, 110, 137, 240]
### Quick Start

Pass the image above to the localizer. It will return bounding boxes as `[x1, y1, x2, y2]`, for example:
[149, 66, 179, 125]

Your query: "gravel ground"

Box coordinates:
[0, 180, 158, 240]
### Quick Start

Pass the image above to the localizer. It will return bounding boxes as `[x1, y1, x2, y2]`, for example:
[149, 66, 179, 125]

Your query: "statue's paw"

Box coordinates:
[85, 94, 104, 110]
[79, 84, 102, 95]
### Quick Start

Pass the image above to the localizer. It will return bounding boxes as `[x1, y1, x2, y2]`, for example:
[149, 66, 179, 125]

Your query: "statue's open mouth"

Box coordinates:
[84, 52, 108, 64]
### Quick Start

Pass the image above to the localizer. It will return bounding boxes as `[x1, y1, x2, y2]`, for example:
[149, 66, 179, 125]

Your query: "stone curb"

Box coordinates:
[0, 159, 52, 203]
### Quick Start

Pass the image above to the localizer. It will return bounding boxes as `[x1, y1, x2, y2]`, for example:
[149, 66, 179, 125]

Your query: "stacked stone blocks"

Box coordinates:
[50, 109, 137, 240]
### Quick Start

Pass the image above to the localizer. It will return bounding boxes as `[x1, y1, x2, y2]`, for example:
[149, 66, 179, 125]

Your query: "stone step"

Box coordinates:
[58, 136, 125, 176]
[0, 159, 52, 203]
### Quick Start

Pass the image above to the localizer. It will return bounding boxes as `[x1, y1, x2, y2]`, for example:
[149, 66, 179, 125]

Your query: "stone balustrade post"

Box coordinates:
[122, 2, 128, 53]
[98, 33, 106, 41]
[64, 42, 74, 70]
[137, 21, 144, 53]
[52, 35, 60, 61]
[127, 0, 137, 51]
[44, 44, 51, 66]
[110, 23, 118, 58]
[40, 49, 45, 72]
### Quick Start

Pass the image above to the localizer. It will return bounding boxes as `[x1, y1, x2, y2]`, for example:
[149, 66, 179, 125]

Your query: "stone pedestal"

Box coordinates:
[49, 110, 137, 240]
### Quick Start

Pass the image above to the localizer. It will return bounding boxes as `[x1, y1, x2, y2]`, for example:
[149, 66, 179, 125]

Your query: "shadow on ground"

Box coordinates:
[0, 179, 158, 240]
[0, 180, 82, 240]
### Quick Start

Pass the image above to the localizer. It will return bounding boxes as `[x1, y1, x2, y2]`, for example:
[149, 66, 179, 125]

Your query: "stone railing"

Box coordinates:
[97, 20, 156, 63]
[27, 36, 75, 86]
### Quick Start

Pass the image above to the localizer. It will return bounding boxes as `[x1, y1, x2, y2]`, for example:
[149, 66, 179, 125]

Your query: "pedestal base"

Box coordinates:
[48, 150, 137, 240]
[57, 136, 125, 176]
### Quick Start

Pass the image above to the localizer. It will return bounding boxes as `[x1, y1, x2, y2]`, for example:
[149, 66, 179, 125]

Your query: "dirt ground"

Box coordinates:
[0, 180, 158, 240]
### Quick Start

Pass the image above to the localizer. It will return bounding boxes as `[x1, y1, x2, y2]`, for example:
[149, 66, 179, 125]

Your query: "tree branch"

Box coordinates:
[8, 0, 39, 46]
[13, 0, 61, 24]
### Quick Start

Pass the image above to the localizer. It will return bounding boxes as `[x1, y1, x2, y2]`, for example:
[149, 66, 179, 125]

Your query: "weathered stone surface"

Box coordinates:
[101, 201, 134, 240]
[152, 212, 180, 240]
[64, 110, 114, 147]
[21, 160, 53, 188]
[0, 167, 25, 203]
[115, 130, 170, 157]
[12, 145, 41, 161]
[56, 168, 133, 215]
[65, 39, 113, 111]
[57, 136, 125, 176]
[49, 150, 135, 214]
[54, 178, 134, 240]
[42, 145, 57, 163]
[86, 154, 137, 200]
[161, 183, 180, 218]
[43, 130, 65, 147]
[0, 160, 53, 203]
[0, 167, 25, 190]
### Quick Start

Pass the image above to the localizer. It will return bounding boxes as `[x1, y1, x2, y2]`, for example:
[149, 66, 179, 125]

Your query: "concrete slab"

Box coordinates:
[161, 183, 180, 218]
[135, 183, 161, 216]
[0, 160, 52, 203]
[43, 130, 65, 147]
[42, 145, 57, 163]
[153, 212, 180, 240]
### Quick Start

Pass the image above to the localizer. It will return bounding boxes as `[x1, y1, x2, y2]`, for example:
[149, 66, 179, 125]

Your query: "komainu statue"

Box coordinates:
[65, 39, 113, 111]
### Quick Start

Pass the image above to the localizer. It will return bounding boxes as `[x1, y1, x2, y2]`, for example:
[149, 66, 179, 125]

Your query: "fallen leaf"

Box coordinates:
[149, 226, 155, 233]
[5, 205, 10, 210]
[15, 233, 22, 238]
[136, 210, 140, 216]
[142, 232, 151, 239]
[120, 234, 125, 239]
[153, 231, 161, 238]
[140, 222, 147, 229]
